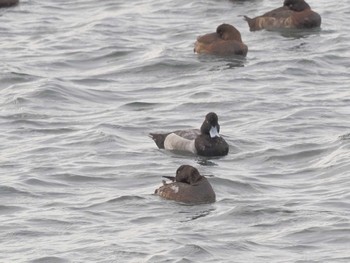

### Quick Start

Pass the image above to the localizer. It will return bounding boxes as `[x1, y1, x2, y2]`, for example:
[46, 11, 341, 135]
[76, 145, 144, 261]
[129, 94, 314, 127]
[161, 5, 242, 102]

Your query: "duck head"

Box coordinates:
[200, 112, 221, 138]
[283, 0, 310, 12]
[175, 165, 203, 185]
[216, 23, 243, 42]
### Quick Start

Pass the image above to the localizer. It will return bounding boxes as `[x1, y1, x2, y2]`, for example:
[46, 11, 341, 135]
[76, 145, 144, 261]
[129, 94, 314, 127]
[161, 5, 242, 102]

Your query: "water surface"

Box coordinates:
[1, 0, 350, 262]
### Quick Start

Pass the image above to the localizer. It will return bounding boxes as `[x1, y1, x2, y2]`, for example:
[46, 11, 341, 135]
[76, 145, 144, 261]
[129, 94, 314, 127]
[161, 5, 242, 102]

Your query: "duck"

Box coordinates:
[149, 112, 229, 157]
[244, 0, 321, 31]
[194, 23, 248, 56]
[155, 165, 216, 204]
[0, 0, 19, 8]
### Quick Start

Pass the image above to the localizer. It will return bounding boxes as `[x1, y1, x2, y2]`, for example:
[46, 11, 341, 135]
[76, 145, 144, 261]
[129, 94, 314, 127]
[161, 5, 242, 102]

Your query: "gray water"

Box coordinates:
[1, 0, 350, 262]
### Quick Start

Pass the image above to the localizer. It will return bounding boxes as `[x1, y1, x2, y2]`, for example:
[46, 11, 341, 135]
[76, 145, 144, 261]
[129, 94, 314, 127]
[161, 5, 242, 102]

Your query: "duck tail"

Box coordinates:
[149, 133, 168, 149]
[243, 15, 251, 22]
[243, 15, 255, 31]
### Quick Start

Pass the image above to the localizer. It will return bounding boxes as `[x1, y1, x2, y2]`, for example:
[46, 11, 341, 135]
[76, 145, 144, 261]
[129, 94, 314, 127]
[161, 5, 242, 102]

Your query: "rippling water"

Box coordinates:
[1, 0, 350, 262]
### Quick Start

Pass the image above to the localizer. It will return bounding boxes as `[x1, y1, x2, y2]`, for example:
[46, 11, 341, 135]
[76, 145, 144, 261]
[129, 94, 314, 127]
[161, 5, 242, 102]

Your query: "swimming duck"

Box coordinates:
[194, 23, 248, 56]
[244, 0, 321, 31]
[0, 0, 18, 8]
[149, 112, 229, 157]
[155, 165, 216, 204]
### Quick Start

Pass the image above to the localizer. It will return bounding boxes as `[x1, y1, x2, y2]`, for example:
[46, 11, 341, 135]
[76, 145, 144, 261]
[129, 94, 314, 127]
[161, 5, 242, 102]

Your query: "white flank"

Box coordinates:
[164, 133, 196, 153]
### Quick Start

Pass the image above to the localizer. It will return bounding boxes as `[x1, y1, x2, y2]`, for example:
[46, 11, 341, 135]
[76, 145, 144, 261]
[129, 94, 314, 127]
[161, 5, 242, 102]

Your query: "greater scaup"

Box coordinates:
[244, 0, 321, 31]
[194, 23, 248, 56]
[155, 165, 216, 204]
[150, 112, 229, 157]
[0, 0, 19, 8]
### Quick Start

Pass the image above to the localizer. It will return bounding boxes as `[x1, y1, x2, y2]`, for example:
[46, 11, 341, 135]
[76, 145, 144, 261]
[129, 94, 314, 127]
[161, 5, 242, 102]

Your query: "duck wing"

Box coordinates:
[262, 6, 293, 18]
[173, 129, 200, 140]
[196, 32, 219, 44]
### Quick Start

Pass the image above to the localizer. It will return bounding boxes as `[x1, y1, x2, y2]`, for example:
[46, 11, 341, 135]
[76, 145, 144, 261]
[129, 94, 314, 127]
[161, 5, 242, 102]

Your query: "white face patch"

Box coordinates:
[209, 126, 220, 138]
[170, 185, 179, 193]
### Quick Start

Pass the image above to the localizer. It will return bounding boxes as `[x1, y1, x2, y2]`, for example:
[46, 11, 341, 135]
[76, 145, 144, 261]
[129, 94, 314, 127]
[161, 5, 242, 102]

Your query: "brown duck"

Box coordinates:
[155, 165, 216, 204]
[0, 0, 18, 8]
[244, 0, 321, 31]
[194, 23, 248, 56]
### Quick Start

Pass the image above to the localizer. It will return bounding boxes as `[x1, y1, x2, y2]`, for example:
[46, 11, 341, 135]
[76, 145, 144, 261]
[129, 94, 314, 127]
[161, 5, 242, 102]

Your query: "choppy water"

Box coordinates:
[1, 0, 350, 262]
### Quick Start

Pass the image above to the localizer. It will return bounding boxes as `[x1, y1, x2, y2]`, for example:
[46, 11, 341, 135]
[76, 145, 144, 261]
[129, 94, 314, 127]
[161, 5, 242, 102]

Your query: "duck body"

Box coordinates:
[155, 165, 216, 204]
[150, 112, 229, 157]
[244, 0, 321, 31]
[194, 23, 248, 56]
[0, 0, 18, 8]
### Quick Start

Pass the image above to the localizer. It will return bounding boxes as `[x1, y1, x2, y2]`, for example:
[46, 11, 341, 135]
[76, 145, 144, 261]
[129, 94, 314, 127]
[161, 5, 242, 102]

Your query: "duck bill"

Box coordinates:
[209, 126, 220, 138]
